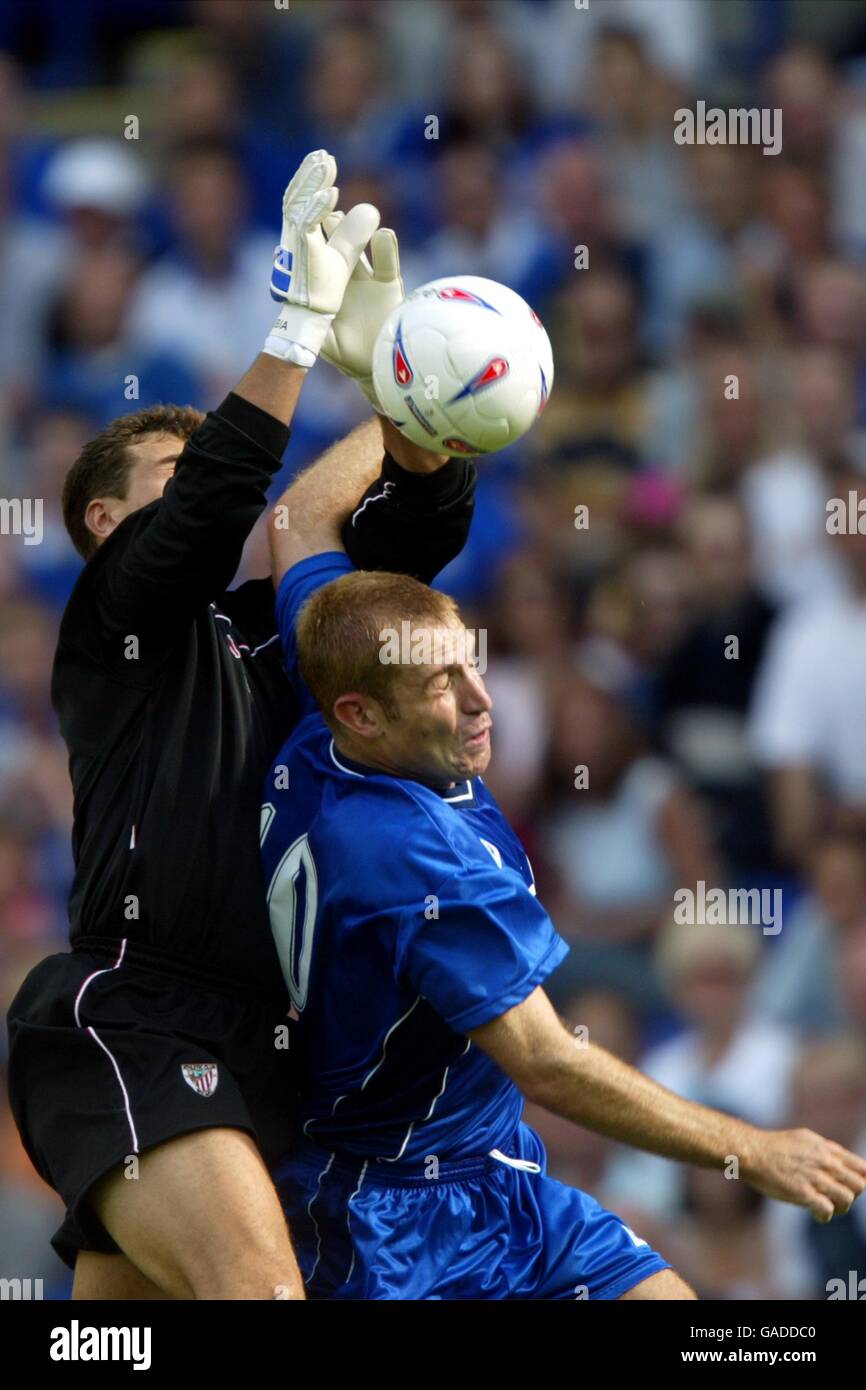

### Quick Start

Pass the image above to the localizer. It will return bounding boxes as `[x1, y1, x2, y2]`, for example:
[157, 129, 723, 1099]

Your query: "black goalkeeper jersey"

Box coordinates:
[51, 393, 476, 998]
[53, 395, 296, 995]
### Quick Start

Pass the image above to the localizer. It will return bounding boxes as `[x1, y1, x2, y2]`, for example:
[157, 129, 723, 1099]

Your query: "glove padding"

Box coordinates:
[319, 211, 404, 407]
[264, 149, 380, 369]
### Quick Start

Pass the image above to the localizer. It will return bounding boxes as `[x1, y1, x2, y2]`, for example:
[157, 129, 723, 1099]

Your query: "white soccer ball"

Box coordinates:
[371, 275, 554, 456]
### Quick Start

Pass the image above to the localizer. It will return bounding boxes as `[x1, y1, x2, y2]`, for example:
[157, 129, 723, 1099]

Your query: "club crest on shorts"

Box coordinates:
[181, 1062, 219, 1097]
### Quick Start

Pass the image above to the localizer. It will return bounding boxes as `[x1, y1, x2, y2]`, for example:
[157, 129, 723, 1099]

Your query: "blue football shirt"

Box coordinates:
[261, 552, 569, 1161]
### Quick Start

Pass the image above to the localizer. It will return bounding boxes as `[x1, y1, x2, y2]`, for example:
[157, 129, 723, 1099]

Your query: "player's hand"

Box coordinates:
[319, 211, 404, 407]
[742, 1127, 866, 1222]
[264, 150, 380, 370]
[379, 416, 449, 472]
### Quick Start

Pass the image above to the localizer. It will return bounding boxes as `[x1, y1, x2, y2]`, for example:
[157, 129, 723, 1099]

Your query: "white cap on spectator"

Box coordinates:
[44, 139, 148, 216]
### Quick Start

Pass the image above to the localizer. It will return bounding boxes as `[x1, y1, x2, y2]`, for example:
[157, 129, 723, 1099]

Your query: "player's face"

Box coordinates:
[86, 434, 182, 545]
[383, 623, 493, 786]
[118, 434, 182, 516]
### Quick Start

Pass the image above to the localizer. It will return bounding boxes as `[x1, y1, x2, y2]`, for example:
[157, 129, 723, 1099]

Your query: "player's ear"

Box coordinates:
[332, 692, 383, 739]
[84, 497, 120, 546]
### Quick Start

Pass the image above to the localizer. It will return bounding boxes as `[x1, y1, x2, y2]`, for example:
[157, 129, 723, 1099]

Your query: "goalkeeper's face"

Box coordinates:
[85, 433, 181, 546]
[116, 434, 181, 516]
[363, 621, 493, 788]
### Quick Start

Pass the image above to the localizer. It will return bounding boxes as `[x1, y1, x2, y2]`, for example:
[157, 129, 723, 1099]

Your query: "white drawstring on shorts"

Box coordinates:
[489, 1148, 542, 1173]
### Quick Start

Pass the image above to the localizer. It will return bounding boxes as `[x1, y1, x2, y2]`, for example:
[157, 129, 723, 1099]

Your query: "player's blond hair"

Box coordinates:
[296, 570, 460, 731]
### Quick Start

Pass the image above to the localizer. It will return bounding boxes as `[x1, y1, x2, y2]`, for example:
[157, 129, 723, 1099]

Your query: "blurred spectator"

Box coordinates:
[41, 244, 203, 428]
[535, 671, 719, 993]
[661, 1165, 777, 1300]
[416, 17, 550, 171]
[0, 145, 65, 403]
[795, 257, 866, 362]
[1, 138, 151, 408]
[0, 821, 60, 945]
[43, 139, 149, 254]
[767, 1038, 866, 1299]
[839, 918, 866, 1034]
[299, 18, 405, 174]
[793, 259, 866, 419]
[742, 346, 851, 607]
[646, 145, 772, 355]
[0, 596, 72, 843]
[692, 345, 779, 488]
[605, 919, 800, 1219]
[129, 137, 275, 400]
[764, 43, 866, 260]
[400, 142, 551, 305]
[749, 447, 866, 867]
[147, 45, 292, 231]
[588, 27, 692, 244]
[655, 492, 777, 876]
[539, 268, 646, 468]
[536, 138, 645, 308]
[758, 161, 831, 272]
[481, 550, 572, 827]
[607, 546, 692, 701]
[537, 0, 712, 109]
[754, 832, 863, 1034]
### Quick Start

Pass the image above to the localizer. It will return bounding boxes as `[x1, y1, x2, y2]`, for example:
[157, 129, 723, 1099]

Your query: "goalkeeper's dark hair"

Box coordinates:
[296, 571, 461, 733]
[62, 404, 205, 561]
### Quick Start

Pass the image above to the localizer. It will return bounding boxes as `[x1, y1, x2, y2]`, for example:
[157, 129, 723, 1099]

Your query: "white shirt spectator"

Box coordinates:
[400, 208, 550, 299]
[129, 234, 276, 401]
[531, 0, 711, 110]
[482, 660, 548, 811]
[542, 755, 679, 909]
[741, 448, 846, 608]
[749, 592, 866, 802]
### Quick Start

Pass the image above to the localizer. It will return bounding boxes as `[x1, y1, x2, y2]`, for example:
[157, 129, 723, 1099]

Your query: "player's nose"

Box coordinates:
[462, 668, 492, 712]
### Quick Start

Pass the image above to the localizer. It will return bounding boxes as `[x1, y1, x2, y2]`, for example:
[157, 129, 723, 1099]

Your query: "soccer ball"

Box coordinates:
[371, 275, 554, 457]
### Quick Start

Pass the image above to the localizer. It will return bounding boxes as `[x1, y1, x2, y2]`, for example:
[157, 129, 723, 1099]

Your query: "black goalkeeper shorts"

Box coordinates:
[6, 939, 296, 1268]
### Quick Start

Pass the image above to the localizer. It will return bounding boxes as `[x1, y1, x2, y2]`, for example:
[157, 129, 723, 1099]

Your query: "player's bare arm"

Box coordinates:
[468, 986, 866, 1224]
[269, 417, 450, 579]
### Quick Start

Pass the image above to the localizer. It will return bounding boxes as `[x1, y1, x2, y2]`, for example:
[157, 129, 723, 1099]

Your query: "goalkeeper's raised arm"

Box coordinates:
[62, 149, 380, 623]
[268, 208, 477, 587]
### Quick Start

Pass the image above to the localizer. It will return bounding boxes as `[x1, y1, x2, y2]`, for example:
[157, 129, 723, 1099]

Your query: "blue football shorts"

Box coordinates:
[278, 1121, 670, 1300]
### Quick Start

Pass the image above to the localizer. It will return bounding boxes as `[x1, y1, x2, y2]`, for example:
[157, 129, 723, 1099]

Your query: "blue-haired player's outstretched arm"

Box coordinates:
[262, 432, 866, 1302]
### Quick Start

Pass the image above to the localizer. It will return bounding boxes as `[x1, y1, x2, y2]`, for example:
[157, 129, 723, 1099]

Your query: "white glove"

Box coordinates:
[319, 212, 404, 407]
[264, 149, 380, 369]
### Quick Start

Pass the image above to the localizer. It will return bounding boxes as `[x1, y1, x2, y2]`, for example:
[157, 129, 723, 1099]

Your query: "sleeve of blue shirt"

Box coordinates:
[396, 860, 569, 1033]
[274, 551, 354, 717]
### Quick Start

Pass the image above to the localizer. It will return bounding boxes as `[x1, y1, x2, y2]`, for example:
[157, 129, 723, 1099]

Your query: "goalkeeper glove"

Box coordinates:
[319, 211, 404, 407]
[264, 149, 380, 370]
